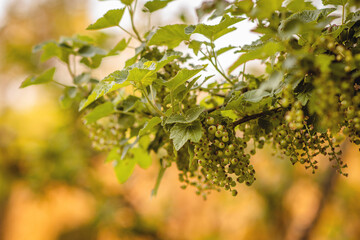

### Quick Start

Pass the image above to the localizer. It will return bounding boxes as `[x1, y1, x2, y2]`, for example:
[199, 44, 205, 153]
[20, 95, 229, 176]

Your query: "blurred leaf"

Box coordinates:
[114, 157, 137, 183]
[216, 45, 235, 56]
[170, 120, 202, 151]
[166, 106, 205, 124]
[144, 0, 173, 12]
[108, 38, 130, 56]
[20, 68, 56, 88]
[322, 0, 347, 5]
[84, 102, 116, 124]
[139, 117, 162, 136]
[252, 0, 283, 19]
[188, 40, 203, 55]
[229, 42, 285, 73]
[134, 146, 152, 169]
[185, 15, 244, 41]
[121, 0, 134, 5]
[74, 73, 91, 84]
[231, 0, 254, 15]
[286, 0, 316, 12]
[87, 8, 125, 30]
[148, 24, 190, 48]
[78, 45, 107, 57]
[164, 66, 206, 91]
[79, 70, 130, 110]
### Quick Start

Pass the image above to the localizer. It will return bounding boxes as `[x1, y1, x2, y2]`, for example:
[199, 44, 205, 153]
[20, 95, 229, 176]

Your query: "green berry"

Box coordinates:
[232, 189, 238, 196]
[206, 117, 215, 125]
[215, 131, 223, 138]
[208, 126, 216, 134]
[222, 135, 229, 142]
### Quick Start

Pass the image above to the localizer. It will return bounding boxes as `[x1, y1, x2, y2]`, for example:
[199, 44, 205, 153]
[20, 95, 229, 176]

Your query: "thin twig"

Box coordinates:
[232, 107, 283, 127]
[199, 49, 234, 86]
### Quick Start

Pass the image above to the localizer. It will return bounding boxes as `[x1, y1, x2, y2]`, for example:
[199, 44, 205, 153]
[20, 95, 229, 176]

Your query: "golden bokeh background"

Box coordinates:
[1, 1, 360, 239]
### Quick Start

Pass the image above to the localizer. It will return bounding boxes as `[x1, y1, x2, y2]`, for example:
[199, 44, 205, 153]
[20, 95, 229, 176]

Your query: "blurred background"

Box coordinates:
[1, 0, 360, 239]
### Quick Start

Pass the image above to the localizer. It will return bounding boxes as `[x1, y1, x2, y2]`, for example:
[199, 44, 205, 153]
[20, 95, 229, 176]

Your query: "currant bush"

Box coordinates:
[23, 0, 360, 198]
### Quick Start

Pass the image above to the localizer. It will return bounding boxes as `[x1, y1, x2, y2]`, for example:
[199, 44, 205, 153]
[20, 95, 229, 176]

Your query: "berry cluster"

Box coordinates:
[181, 117, 256, 197]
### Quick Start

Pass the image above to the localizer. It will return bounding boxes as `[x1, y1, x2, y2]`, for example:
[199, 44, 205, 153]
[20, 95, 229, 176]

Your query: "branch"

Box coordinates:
[231, 107, 283, 127]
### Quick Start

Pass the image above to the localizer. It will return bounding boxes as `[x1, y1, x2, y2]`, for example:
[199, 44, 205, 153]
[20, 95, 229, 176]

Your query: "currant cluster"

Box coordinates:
[182, 116, 256, 197]
[86, 115, 125, 151]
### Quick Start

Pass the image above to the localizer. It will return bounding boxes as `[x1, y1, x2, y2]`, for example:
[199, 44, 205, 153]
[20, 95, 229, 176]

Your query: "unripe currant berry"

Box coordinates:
[204, 152, 211, 159]
[222, 158, 229, 165]
[216, 150, 224, 157]
[222, 135, 229, 142]
[208, 126, 216, 134]
[218, 142, 225, 149]
[231, 158, 239, 164]
[217, 125, 225, 131]
[327, 42, 335, 50]
[225, 149, 232, 156]
[232, 189, 238, 196]
[233, 151, 240, 156]
[228, 144, 235, 151]
[215, 131, 223, 138]
[206, 117, 215, 125]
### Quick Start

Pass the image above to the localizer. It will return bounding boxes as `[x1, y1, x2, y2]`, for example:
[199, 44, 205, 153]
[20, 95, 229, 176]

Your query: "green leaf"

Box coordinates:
[286, 0, 316, 12]
[59, 87, 78, 108]
[133, 146, 152, 169]
[114, 157, 137, 183]
[155, 51, 182, 71]
[188, 40, 203, 55]
[79, 70, 130, 110]
[139, 117, 162, 136]
[110, 139, 152, 183]
[20, 68, 56, 88]
[126, 64, 157, 87]
[242, 89, 271, 103]
[216, 45, 235, 56]
[279, 8, 336, 32]
[144, 0, 173, 12]
[38, 41, 63, 62]
[108, 38, 129, 56]
[78, 45, 107, 57]
[185, 15, 243, 41]
[228, 42, 285, 73]
[84, 102, 116, 124]
[148, 24, 190, 49]
[74, 72, 91, 84]
[170, 121, 203, 151]
[106, 147, 121, 163]
[253, 0, 283, 19]
[164, 66, 206, 91]
[121, 0, 134, 5]
[87, 8, 125, 30]
[166, 106, 205, 124]
[322, 0, 347, 5]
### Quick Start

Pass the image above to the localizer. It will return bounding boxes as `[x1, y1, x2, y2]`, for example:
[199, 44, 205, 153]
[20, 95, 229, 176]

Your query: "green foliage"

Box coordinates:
[20, 67, 55, 88]
[87, 9, 125, 30]
[170, 121, 202, 151]
[144, 0, 173, 12]
[24, 0, 360, 198]
[148, 24, 190, 48]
